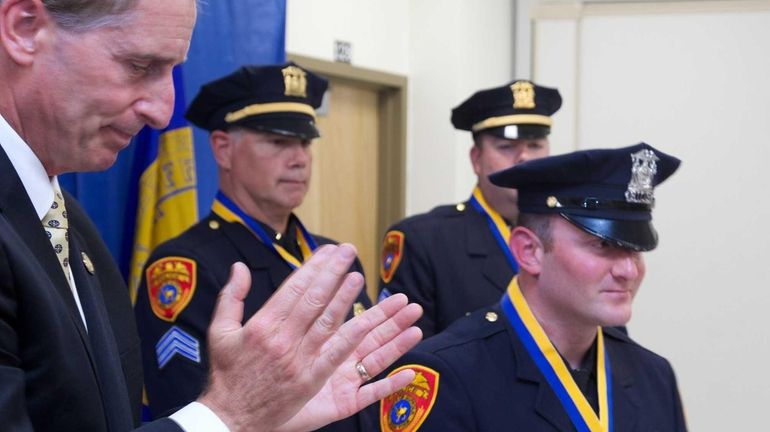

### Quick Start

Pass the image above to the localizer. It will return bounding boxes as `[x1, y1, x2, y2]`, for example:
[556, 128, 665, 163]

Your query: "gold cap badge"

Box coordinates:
[282, 65, 307, 98]
[511, 81, 536, 109]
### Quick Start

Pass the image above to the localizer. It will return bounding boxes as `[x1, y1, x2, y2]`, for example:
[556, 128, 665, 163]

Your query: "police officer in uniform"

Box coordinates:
[378, 81, 562, 337]
[377, 143, 687, 431]
[134, 63, 372, 430]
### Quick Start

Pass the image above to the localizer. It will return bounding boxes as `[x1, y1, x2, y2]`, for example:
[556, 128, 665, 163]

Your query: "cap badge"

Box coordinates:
[511, 81, 536, 109]
[626, 148, 659, 205]
[282, 65, 308, 98]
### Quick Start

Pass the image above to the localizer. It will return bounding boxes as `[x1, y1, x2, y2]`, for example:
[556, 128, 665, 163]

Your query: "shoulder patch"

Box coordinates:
[380, 364, 440, 432]
[380, 230, 405, 284]
[146, 257, 197, 322]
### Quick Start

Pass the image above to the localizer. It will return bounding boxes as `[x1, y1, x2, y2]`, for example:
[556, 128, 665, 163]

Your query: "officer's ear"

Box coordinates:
[509, 226, 544, 276]
[469, 135, 484, 176]
[0, 0, 50, 66]
[210, 129, 234, 170]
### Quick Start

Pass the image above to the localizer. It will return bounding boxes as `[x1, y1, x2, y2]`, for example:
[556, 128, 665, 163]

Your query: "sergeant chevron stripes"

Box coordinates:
[156, 326, 201, 369]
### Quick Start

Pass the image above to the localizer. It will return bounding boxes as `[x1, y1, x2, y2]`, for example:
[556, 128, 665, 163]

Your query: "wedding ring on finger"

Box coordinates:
[355, 361, 371, 382]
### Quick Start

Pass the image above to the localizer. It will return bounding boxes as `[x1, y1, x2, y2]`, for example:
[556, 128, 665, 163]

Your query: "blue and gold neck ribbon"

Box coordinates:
[211, 191, 317, 269]
[501, 277, 613, 432]
[468, 186, 519, 273]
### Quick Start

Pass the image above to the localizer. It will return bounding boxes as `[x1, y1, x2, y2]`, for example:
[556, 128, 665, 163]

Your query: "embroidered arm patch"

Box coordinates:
[380, 364, 440, 432]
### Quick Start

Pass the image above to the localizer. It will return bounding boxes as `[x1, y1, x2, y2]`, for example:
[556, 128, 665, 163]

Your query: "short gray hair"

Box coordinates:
[40, 0, 139, 31]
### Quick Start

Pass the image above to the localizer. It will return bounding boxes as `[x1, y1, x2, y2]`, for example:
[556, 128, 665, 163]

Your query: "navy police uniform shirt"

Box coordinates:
[375, 304, 687, 431]
[378, 200, 514, 338]
[134, 212, 372, 431]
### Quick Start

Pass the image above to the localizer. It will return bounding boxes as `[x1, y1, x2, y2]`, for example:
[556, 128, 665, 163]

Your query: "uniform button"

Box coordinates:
[456, 203, 466, 211]
[209, 220, 220, 230]
[465, 311, 471, 316]
[485, 312, 498, 322]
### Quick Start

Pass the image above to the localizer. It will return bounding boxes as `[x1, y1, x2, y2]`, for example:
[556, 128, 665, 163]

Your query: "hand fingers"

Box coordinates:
[298, 271, 364, 359]
[208, 262, 252, 337]
[357, 324, 422, 381]
[353, 303, 423, 362]
[282, 244, 358, 342]
[312, 293, 411, 379]
[249, 244, 336, 326]
[353, 369, 416, 411]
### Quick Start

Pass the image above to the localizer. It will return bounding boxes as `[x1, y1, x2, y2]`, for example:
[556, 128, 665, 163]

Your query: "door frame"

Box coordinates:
[287, 53, 408, 271]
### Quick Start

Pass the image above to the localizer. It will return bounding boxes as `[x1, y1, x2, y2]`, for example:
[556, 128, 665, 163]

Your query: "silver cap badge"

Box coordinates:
[626, 148, 659, 205]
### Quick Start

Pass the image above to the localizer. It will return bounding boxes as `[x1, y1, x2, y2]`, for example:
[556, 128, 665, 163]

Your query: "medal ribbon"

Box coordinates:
[500, 277, 613, 432]
[468, 186, 519, 273]
[211, 191, 317, 269]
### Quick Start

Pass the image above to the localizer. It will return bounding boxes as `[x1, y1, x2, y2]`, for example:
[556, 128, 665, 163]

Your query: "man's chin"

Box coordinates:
[85, 151, 121, 173]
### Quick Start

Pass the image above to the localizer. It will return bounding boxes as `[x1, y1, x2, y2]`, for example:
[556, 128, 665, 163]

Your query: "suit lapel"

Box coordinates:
[465, 208, 512, 292]
[507, 326, 576, 431]
[508, 318, 642, 432]
[606, 339, 640, 431]
[69, 230, 134, 431]
[216, 214, 292, 288]
[0, 147, 90, 338]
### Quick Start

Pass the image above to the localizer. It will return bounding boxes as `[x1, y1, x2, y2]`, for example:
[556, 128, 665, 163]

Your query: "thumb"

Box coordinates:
[209, 262, 252, 336]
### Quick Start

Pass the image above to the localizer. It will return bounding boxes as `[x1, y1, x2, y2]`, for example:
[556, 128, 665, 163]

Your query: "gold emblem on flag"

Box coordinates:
[282, 65, 308, 98]
[511, 81, 536, 109]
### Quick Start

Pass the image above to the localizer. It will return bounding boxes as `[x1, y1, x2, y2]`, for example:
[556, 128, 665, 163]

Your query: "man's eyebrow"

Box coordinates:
[120, 51, 189, 65]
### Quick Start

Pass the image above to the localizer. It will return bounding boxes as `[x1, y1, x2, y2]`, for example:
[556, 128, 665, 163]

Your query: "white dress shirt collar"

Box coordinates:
[0, 113, 55, 220]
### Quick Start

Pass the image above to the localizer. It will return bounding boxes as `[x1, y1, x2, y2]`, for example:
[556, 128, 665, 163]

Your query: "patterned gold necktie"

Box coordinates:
[42, 185, 70, 277]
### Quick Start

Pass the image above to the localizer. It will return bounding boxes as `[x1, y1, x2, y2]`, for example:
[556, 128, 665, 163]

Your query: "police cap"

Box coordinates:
[451, 80, 562, 139]
[489, 143, 681, 251]
[186, 62, 328, 140]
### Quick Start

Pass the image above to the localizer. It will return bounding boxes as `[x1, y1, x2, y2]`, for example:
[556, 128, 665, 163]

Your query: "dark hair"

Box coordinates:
[516, 213, 554, 252]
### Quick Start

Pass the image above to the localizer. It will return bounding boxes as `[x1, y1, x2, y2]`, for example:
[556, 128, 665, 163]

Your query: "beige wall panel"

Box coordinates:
[296, 81, 380, 301]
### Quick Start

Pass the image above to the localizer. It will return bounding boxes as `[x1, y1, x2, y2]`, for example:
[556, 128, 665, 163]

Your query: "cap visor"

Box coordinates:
[561, 214, 658, 252]
[237, 117, 320, 140]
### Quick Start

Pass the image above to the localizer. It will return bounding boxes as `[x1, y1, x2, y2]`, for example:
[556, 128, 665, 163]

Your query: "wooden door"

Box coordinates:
[295, 79, 380, 301]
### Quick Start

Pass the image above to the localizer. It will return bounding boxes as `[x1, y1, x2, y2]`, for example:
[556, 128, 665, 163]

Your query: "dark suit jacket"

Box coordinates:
[0, 146, 181, 431]
[375, 304, 687, 431]
[378, 202, 515, 337]
[135, 212, 373, 431]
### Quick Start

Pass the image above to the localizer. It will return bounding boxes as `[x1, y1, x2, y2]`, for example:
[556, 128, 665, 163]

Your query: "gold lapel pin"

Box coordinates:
[81, 252, 95, 275]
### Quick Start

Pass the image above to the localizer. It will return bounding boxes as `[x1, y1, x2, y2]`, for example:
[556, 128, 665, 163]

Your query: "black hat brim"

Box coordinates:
[561, 214, 658, 252]
[235, 117, 320, 140]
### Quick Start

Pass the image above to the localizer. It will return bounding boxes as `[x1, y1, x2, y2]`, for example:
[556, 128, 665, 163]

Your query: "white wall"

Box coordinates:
[286, 0, 516, 215]
[532, 1, 770, 429]
[289, 1, 770, 428]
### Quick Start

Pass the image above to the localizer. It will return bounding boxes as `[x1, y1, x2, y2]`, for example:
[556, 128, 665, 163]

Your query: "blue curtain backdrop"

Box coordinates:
[60, 0, 286, 275]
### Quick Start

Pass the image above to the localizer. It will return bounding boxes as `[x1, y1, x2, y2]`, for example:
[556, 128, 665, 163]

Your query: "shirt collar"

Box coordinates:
[0, 113, 55, 220]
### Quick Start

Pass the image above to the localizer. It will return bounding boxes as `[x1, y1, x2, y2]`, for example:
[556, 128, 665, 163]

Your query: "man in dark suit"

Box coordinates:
[378, 143, 688, 431]
[135, 64, 373, 430]
[378, 80, 562, 337]
[0, 1, 422, 431]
